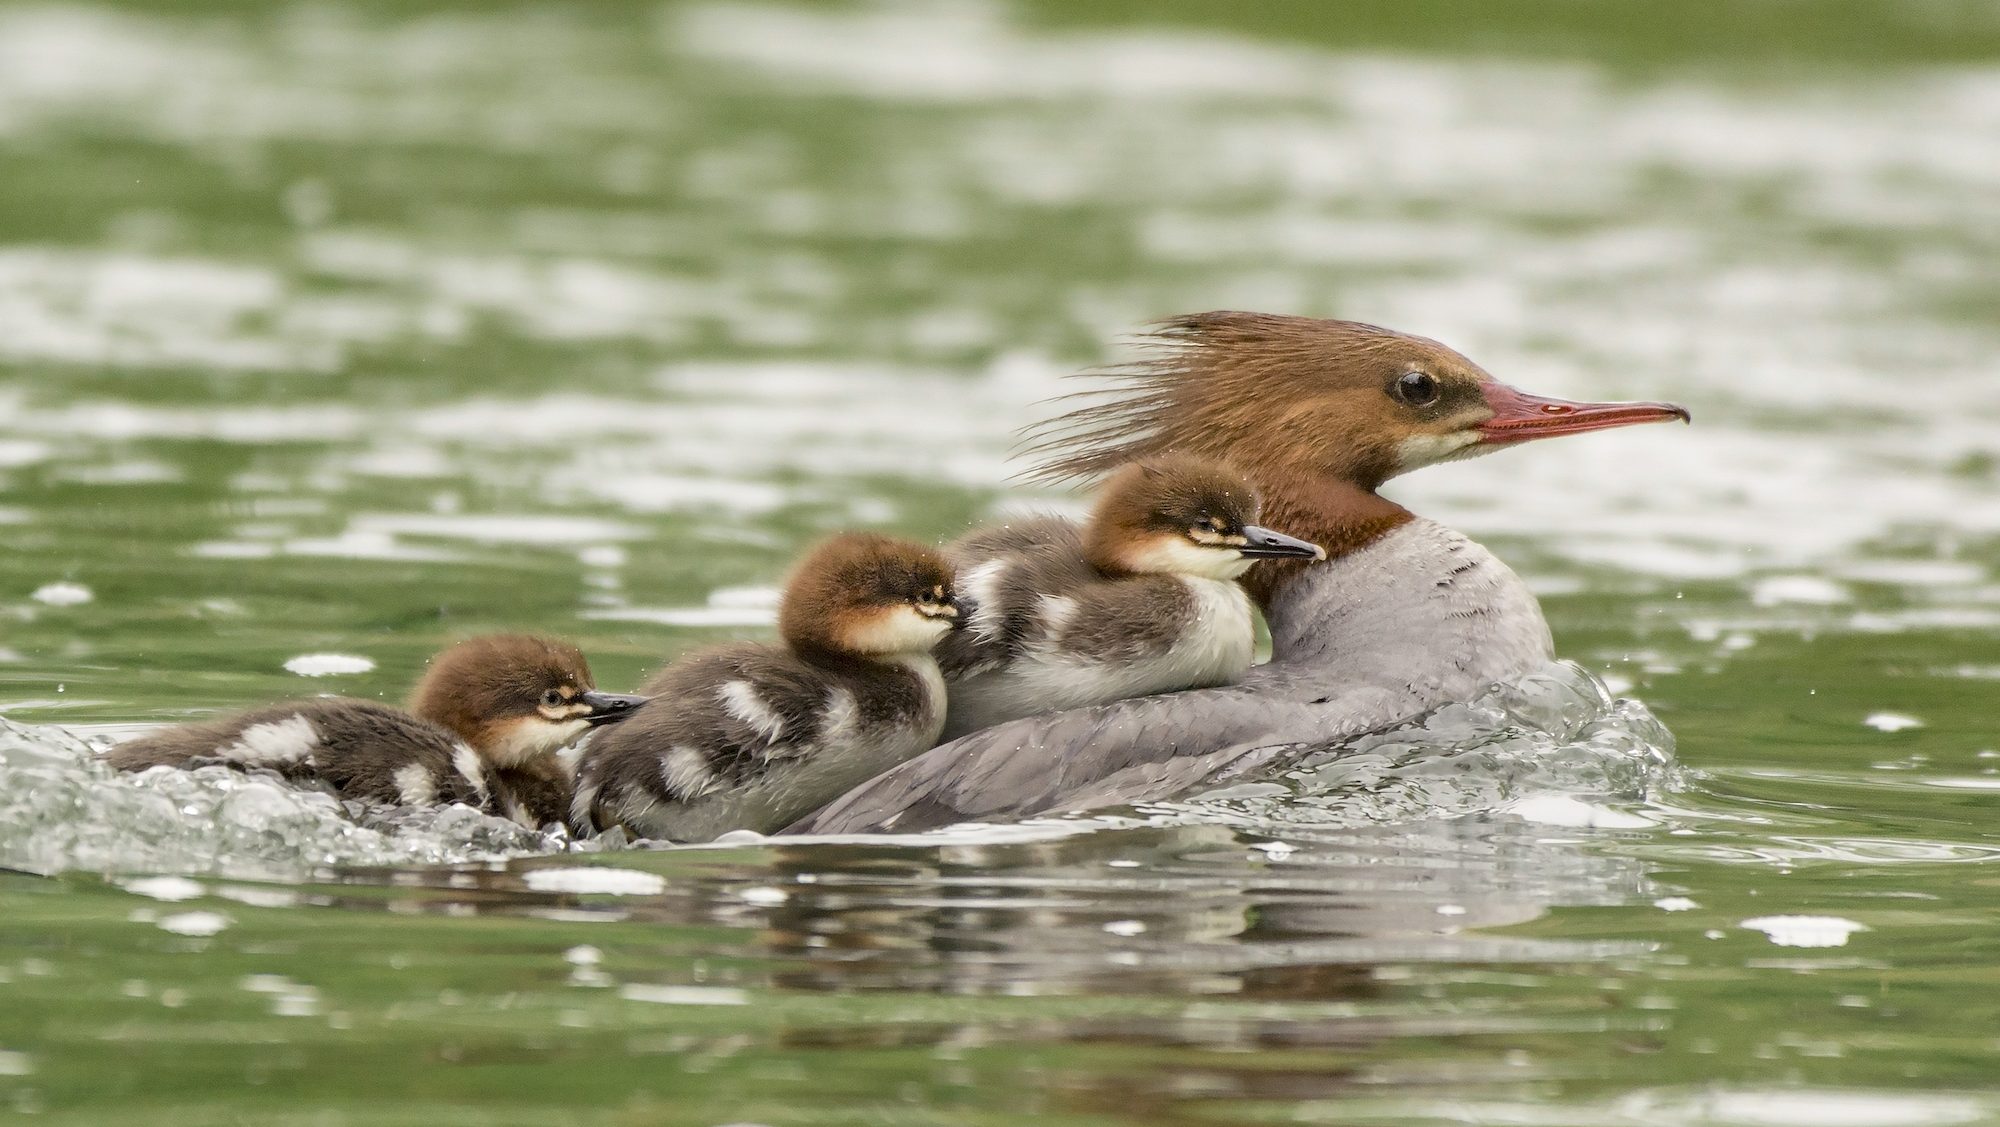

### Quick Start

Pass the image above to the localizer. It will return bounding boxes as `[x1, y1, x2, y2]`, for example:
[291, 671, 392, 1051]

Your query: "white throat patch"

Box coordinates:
[1395, 431, 1491, 473]
[483, 716, 592, 768]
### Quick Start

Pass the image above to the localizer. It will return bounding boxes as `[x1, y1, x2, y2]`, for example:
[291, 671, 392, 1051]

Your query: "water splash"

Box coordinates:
[0, 718, 561, 880]
[1, 662, 1674, 879]
[1154, 661, 1679, 831]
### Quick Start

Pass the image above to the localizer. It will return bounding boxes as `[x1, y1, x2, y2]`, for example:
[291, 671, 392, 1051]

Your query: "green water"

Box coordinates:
[3, 0, 2000, 1122]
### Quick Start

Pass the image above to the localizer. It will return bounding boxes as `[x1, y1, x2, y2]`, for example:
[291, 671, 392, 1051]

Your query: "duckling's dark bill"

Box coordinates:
[580, 691, 649, 725]
[1237, 525, 1326, 560]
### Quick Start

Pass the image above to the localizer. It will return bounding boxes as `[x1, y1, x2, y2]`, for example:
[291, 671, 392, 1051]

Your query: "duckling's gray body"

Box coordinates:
[936, 517, 1255, 740]
[103, 634, 644, 833]
[105, 698, 498, 812]
[572, 643, 946, 842]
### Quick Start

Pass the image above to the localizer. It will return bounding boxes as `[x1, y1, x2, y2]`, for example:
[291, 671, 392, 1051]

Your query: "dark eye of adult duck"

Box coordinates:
[788, 312, 1688, 836]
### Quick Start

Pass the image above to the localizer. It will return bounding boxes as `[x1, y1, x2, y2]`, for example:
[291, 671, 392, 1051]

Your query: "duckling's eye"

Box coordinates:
[1393, 371, 1441, 408]
[540, 689, 562, 708]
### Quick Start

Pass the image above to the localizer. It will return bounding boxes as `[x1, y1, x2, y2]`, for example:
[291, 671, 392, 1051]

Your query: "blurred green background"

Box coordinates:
[2, 0, 1999, 1123]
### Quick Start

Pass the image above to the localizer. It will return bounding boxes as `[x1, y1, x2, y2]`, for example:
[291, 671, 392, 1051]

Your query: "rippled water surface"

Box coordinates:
[3, 1, 1999, 1123]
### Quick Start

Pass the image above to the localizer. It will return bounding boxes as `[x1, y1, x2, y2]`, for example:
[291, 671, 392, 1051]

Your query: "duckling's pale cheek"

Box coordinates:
[1122, 535, 1245, 580]
[844, 606, 954, 654]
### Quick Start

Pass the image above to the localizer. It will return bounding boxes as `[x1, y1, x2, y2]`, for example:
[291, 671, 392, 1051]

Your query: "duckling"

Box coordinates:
[935, 455, 1322, 740]
[104, 634, 646, 830]
[572, 533, 959, 842]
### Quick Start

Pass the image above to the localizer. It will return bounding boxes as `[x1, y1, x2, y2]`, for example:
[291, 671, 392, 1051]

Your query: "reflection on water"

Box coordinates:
[2, 0, 1999, 1122]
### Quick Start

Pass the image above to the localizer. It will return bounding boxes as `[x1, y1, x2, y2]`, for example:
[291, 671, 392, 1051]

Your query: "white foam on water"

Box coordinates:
[1501, 795, 1656, 830]
[283, 654, 375, 677]
[156, 910, 231, 936]
[30, 582, 93, 607]
[1154, 662, 1680, 837]
[122, 876, 205, 902]
[0, 718, 561, 880]
[1740, 915, 1869, 948]
[1864, 713, 1926, 733]
[521, 867, 667, 896]
[617, 984, 748, 1006]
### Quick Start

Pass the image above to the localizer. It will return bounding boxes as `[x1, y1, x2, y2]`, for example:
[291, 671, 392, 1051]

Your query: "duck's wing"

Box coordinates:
[935, 518, 1097, 679]
[780, 682, 1357, 835]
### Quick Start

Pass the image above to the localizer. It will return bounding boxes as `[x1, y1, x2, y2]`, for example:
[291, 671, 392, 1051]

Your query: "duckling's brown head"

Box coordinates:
[779, 533, 960, 659]
[1084, 455, 1325, 581]
[1029, 312, 1689, 494]
[408, 634, 646, 767]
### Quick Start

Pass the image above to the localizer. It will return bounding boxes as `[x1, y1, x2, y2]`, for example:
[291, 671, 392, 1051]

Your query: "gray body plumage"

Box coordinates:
[936, 516, 1255, 740]
[103, 698, 566, 830]
[786, 519, 1553, 834]
[572, 642, 947, 842]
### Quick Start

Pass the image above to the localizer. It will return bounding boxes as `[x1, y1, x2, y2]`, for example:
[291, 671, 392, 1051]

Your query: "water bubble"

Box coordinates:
[522, 868, 666, 896]
[1740, 915, 1868, 948]
[618, 984, 748, 1006]
[157, 911, 231, 937]
[1864, 713, 1925, 733]
[30, 582, 92, 607]
[282, 653, 375, 677]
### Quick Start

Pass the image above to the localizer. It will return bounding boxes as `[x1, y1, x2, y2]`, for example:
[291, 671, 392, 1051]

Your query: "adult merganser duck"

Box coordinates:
[787, 312, 1689, 835]
[937, 454, 1322, 740]
[104, 634, 646, 830]
[571, 532, 961, 842]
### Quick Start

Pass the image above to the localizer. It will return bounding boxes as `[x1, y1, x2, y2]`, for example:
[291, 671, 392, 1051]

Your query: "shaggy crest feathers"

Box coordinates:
[1018, 312, 1496, 602]
[1022, 311, 1487, 490]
